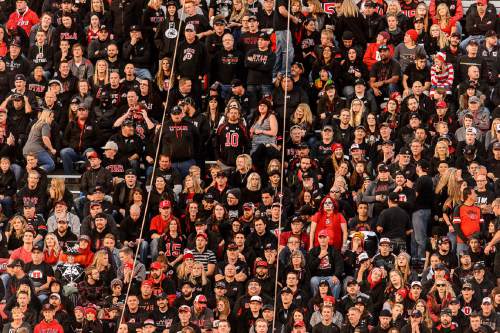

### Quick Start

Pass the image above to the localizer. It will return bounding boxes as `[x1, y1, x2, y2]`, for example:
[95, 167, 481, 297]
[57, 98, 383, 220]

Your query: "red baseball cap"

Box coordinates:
[183, 252, 194, 261]
[324, 295, 336, 304]
[159, 200, 171, 209]
[196, 232, 208, 240]
[318, 229, 329, 238]
[436, 100, 447, 108]
[142, 279, 153, 287]
[150, 261, 162, 270]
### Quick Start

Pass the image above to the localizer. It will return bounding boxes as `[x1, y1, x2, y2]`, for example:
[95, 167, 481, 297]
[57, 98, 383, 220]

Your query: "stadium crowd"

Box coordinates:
[0, 0, 499, 331]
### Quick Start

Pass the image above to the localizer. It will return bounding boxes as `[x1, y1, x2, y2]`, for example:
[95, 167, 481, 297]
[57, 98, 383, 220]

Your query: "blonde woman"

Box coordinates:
[47, 178, 74, 212]
[90, 249, 116, 286]
[178, 174, 204, 210]
[176, 254, 195, 282]
[306, 0, 327, 31]
[430, 140, 453, 174]
[242, 172, 262, 204]
[386, 0, 410, 31]
[425, 24, 449, 56]
[432, 3, 456, 36]
[22, 110, 56, 172]
[230, 154, 253, 188]
[91, 59, 109, 92]
[349, 98, 365, 128]
[395, 252, 418, 284]
[5, 215, 27, 252]
[335, 0, 367, 45]
[189, 261, 208, 288]
[43, 232, 61, 266]
[228, 0, 248, 28]
[415, 299, 433, 329]
[485, 117, 500, 150]
[290, 103, 314, 135]
[427, 279, 455, 323]
[415, 2, 430, 32]
[214, 296, 232, 321]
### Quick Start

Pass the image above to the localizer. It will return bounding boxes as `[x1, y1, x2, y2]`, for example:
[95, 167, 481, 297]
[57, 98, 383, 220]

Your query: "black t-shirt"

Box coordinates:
[403, 63, 430, 86]
[273, 0, 289, 31]
[370, 59, 402, 82]
[414, 174, 434, 210]
[312, 322, 341, 333]
[25, 262, 55, 289]
[377, 206, 411, 239]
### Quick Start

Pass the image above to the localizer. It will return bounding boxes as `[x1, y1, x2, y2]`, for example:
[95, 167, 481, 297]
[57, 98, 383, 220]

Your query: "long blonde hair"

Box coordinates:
[430, 24, 449, 49]
[236, 154, 252, 173]
[490, 118, 500, 137]
[435, 3, 451, 27]
[189, 261, 208, 286]
[93, 59, 109, 86]
[229, 0, 248, 23]
[291, 103, 313, 128]
[91, 249, 110, 270]
[34, 109, 53, 130]
[246, 172, 261, 191]
[182, 174, 203, 194]
[49, 178, 66, 202]
[337, 0, 359, 17]
[8, 215, 27, 237]
[349, 98, 365, 127]
[44, 232, 61, 255]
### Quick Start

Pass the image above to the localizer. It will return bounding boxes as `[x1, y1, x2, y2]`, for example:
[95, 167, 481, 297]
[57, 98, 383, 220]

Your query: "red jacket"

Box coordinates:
[363, 43, 395, 70]
[34, 319, 64, 333]
[7, 9, 39, 36]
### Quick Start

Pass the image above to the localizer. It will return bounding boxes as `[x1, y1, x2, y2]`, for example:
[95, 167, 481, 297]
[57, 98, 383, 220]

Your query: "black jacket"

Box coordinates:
[159, 118, 200, 162]
[307, 246, 345, 278]
[80, 166, 113, 195]
[63, 119, 98, 153]
[0, 169, 17, 197]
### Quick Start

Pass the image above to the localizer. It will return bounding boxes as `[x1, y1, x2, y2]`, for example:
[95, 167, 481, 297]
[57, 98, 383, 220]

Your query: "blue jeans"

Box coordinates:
[0, 197, 14, 217]
[150, 238, 160, 261]
[456, 242, 469, 259]
[172, 159, 195, 179]
[10, 163, 22, 182]
[60, 148, 84, 174]
[36, 150, 55, 173]
[274, 30, 294, 78]
[247, 84, 273, 111]
[134, 68, 153, 80]
[460, 35, 484, 51]
[412, 209, 431, 258]
[310, 276, 341, 299]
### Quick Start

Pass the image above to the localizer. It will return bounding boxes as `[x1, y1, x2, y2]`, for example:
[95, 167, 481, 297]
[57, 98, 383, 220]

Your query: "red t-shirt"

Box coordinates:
[312, 211, 346, 251]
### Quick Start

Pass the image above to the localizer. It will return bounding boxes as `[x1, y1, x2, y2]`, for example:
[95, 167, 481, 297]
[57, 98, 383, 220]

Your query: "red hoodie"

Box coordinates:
[7, 8, 39, 36]
[363, 43, 395, 70]
[34, 319, 64, 333]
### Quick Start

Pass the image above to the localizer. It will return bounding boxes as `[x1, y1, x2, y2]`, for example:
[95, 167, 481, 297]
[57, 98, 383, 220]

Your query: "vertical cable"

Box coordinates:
[271, 1, 292, 331]
[119, 2, 185, 324]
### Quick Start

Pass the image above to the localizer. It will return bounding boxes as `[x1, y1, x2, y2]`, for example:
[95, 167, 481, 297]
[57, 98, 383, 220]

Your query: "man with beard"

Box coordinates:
[452, 251, 474, 288]
[138, 280, 156, 313]
[191, 294, 214, 331]
[369, 45, 401, 101]
[435, 236, 458, 270]
[254, 259, 275, 300]
[449, 297, 469, 328]
[151, 292, 177, 331]
[215, 106, 248, 167]
[479, 297, 500, 332]
[147, 261, 176, 300]
[173, 280, 196, 308]
[432, 308, 460, 333]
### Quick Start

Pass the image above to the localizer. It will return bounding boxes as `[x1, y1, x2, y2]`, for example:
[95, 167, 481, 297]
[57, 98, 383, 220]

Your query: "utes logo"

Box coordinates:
[462, 306, 472, 315]
[30, 270, 43, 279]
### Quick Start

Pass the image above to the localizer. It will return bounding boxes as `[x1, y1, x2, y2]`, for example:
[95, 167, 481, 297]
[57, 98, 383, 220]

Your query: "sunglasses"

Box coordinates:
[436, 284, 446, 287]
